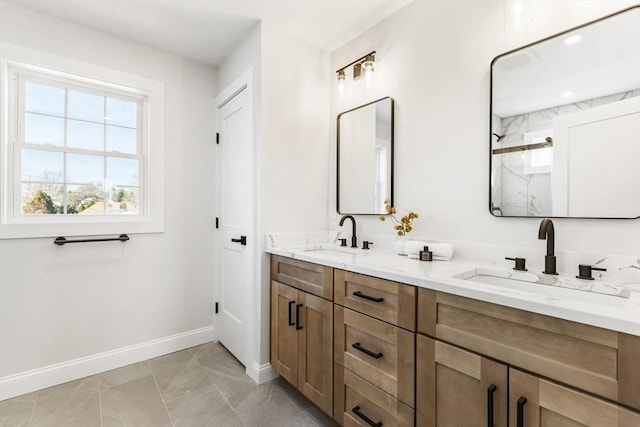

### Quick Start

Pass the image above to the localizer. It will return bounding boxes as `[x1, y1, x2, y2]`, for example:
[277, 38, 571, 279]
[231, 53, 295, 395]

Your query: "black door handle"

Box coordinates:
[231, 236, 247, 245]
[517, 396, 527, 427]
[353, 291, 384, 303]
[487, 384, 497, 427]
[352, 406, 382, 427]
[295, 304, 303, 330]
[352, 342, 383, 359]
[288, 301, 295, 326]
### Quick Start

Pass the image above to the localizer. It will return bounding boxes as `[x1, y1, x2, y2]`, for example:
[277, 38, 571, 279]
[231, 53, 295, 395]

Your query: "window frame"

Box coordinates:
[0, 42, 164, 239]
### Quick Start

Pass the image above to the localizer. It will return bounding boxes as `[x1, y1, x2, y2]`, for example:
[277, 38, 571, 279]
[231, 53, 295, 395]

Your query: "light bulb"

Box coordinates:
[337, 70, 346, 98]
[362, 55, 375, 87]
[564, 35, 582, 45]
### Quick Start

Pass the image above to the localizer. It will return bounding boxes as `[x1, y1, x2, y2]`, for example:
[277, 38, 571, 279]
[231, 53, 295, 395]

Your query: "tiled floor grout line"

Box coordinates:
[191, 344, 250, 427]
[150, 370, 175, 427]
[97, 384, 103, 427]
[27, 391, 39, 427]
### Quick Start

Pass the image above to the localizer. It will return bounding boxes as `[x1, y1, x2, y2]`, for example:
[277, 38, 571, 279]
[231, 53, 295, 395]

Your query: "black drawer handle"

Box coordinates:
[352, 406, 383, 427]
[295, 304, 303, 330]
[517, 396, 527, 427]
[352, 342, 383, 359]
[487, 384, 496, 427]
[353, 291, 384, 303]
[288, 301, 295, 326]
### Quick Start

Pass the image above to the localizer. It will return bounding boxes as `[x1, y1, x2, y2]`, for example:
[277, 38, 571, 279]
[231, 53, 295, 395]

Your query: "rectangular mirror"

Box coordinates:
[490, 6, 640, 218]
[337, 97, 394, 214]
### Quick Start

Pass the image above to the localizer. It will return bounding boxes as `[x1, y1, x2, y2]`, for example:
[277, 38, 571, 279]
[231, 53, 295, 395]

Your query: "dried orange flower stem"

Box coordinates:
[379, 199, 419, 236]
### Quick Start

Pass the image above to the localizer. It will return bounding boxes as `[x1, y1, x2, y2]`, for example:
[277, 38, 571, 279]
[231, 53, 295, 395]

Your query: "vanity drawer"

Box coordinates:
[271, 255, 333, 300]
[334, 306, 415, 407]
[335, 270, 416, 331]
[418, 288, 640, 411]
[334, 363, 414, 427]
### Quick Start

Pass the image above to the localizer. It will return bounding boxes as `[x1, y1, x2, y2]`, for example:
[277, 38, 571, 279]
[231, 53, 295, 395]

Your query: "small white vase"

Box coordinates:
[394, 235, 408, 255]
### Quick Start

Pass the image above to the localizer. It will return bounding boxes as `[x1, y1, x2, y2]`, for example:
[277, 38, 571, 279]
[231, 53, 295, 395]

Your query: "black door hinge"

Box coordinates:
[215, 302, 219, 314]
[216, 133, 220, 144]
[215, 217, 219, 229]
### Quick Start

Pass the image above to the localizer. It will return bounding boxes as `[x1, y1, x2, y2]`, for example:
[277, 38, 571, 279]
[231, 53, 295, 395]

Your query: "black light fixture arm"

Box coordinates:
[336, 51, 376, 75]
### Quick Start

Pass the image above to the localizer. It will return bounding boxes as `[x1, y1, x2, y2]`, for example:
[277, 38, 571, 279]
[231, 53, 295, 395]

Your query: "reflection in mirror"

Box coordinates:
[338, 97, 394, 214]
[490, 6, 640, 218]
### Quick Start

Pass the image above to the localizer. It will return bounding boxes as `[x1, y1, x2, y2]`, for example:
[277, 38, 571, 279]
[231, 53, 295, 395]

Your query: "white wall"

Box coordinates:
[216, 19, 331, 379]
[0, 2, 217, 398]
[259, 21, 331, 366]
[330, 0, 640, 260]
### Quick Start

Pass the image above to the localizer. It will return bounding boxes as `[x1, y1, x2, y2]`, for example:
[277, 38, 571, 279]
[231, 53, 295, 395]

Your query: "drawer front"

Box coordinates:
[334, 306, 415, 407]
[418, 289, 640, 410]
[271, 255, 333, 300]
[334, 363, 414, 427]
[335, 270, 416, 331]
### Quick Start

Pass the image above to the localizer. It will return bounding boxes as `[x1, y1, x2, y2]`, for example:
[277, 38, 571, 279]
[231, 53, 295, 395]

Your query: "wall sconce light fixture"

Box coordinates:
[336, 51, 376, 84]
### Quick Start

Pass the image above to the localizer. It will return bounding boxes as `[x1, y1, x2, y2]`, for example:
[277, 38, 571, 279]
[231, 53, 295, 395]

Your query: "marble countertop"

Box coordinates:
[267, 240, 640, 336]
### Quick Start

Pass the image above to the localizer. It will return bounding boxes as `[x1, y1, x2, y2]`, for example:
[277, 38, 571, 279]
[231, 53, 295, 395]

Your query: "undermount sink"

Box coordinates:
[454, 267, 557, 287]
[454, 267, 631, 299]
[302, 247, 355, 257]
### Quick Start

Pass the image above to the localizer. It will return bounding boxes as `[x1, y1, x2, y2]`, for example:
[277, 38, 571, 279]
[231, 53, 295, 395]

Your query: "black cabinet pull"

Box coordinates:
[352, 406, 383, 427]
[517, 396, 527, 427]
[295, 304, 303, 330]
[231, 236, 247, 245]
[352, 342, 383, 359]
[353, 291, 384, 303]
[288, 301, 295, 326]
[487, 384, 497, 427]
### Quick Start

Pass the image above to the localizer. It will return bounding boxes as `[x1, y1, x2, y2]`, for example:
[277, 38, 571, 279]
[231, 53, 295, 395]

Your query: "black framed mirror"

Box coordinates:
[490, 6, 640, 218]
[337, 97, 394, 215]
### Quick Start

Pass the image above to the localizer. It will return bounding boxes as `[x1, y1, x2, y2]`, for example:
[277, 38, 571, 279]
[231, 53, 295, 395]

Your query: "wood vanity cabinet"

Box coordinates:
[270, 256, 334, 415]
[270, 255, 640, 425]
[334, 270, 416, 426]
[416, 288, 640, 426]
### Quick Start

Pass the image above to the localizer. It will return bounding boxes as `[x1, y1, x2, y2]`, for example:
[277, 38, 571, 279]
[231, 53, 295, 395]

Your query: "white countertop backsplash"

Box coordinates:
[265, 231, 640, 336]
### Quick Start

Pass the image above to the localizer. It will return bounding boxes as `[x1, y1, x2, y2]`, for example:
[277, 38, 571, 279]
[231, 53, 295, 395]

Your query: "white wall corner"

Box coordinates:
[0, 326, 214, 402]
[246, 361, 277, 385]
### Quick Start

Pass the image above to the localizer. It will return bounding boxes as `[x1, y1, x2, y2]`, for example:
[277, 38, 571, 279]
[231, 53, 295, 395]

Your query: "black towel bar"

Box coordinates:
[54, 234, 130, 246]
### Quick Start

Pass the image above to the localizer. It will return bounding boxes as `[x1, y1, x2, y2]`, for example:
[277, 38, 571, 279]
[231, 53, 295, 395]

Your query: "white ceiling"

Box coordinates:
[493, 7, 640, 117]
[6, 0, 413, 66]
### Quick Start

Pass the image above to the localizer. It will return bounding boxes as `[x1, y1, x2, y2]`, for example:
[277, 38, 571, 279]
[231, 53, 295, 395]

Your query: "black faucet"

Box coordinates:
[339, 215, 357, 248]
[538, 218, 558, 275]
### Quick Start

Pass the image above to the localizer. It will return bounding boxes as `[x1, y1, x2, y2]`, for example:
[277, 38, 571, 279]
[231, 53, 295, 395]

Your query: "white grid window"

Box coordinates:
[15, 73, 145, 217]
[1, 44, 164, 239]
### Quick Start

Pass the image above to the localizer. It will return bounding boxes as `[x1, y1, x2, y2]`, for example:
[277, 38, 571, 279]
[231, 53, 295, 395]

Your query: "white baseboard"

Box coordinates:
[0, 326, 214, 401]
[246, 361, 277, 384]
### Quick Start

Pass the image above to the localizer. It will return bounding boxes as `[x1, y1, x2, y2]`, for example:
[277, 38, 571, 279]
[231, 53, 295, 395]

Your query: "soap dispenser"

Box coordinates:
[419, 246, 433, 261]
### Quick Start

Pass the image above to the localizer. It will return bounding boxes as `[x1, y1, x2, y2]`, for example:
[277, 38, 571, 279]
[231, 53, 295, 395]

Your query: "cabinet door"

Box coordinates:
[270, 281, 299, 386]
[509, 369, 640, 427]
[298, 291, 333, 415]
[416, 335, 508, 427]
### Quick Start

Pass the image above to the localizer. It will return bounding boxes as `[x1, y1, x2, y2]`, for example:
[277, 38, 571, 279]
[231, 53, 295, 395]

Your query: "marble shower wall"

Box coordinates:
[493, 89, 640, 216]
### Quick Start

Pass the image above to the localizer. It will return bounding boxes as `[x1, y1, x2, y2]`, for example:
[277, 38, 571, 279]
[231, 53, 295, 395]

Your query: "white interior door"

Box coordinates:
[552, 96, 640, 217]
[216, 85, 252, 368]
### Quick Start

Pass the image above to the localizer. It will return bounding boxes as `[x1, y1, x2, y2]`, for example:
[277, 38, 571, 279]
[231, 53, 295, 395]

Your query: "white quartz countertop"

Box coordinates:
[267, 242, 640, 336]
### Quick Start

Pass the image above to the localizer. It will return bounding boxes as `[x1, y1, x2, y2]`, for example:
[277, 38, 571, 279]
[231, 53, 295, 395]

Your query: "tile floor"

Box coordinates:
[0, 342, 337, 427]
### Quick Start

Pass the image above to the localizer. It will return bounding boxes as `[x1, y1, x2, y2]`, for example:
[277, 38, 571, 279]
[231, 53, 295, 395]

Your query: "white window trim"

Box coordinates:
[0, 42, 164, 239]
[522, 128, 553, 175]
